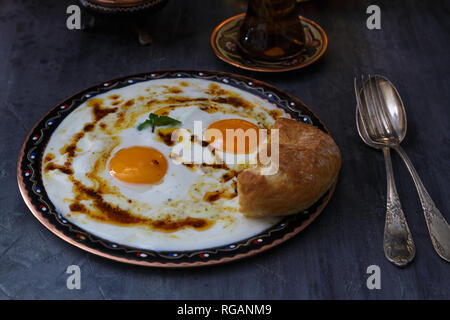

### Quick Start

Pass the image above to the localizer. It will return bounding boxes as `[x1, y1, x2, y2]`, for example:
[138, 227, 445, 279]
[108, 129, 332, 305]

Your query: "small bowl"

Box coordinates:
[79, 0, 169, 17]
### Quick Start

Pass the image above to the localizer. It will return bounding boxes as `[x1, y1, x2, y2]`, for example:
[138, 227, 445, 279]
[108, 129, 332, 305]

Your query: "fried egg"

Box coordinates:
[42, 78, 287, 251]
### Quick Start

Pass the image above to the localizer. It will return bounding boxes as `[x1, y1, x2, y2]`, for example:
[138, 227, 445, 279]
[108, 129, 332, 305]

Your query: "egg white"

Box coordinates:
[42, 78, 285, 251]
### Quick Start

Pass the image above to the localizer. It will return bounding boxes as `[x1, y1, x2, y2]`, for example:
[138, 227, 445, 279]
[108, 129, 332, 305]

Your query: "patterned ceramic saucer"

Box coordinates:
[79, 0, 168, 16]
[211, 13, 327, 72]
[17, 70, 338, 267]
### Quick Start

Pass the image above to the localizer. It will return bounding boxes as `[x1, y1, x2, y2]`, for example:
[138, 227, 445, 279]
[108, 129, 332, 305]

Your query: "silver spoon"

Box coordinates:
[359, 75, 450, 262]
[355, 77, 415, 267]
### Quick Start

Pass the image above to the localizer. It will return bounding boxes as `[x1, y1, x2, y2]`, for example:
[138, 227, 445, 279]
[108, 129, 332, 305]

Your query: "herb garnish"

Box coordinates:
[137, 113, 181, 132]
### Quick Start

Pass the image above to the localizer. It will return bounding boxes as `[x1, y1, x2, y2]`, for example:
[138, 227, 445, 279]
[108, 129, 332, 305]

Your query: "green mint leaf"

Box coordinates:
[154, 115, 181, 126]
[137, 113, 181, 132]
[137, 119, 152, 131]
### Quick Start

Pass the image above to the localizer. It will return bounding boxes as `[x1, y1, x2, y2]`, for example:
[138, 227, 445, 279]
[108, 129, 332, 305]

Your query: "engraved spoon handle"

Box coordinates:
[382, 147, 415, 266]
[394, 145, 450, 262]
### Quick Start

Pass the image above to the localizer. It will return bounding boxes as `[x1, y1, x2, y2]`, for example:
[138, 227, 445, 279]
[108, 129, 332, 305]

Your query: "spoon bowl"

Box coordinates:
[375, 77, 407, 143]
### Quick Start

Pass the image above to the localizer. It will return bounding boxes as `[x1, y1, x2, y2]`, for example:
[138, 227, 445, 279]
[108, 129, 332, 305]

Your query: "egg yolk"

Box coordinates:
[205, 119, 260, 154]
[109, 146, 168, 184]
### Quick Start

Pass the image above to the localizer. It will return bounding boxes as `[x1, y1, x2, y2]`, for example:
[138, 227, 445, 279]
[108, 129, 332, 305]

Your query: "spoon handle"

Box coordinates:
[382, 147, 416, 266]
[394, 146, 450, 262]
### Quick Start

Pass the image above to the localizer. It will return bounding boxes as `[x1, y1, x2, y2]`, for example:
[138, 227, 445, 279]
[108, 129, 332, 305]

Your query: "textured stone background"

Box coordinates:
[0, 0, 449, 299]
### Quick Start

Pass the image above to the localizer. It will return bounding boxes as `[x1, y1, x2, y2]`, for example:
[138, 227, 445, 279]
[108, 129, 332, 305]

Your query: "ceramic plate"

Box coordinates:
[211, 14, 327, 72]
[79, 0, 168, 15]
[17, 70, 337, 267]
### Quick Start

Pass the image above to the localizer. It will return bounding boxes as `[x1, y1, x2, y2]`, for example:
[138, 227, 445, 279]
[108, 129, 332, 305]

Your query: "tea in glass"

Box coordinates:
[238, 0, 306, 62]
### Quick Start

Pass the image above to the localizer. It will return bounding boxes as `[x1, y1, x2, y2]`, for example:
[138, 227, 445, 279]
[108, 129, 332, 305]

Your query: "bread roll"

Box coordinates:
[237, 118, 341, 217]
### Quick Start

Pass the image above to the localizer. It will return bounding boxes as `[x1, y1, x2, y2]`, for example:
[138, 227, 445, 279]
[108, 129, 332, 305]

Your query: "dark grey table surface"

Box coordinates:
[1, 0, 449, 300]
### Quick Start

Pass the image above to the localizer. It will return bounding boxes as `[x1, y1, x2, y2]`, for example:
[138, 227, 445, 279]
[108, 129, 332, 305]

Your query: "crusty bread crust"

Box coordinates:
[237, 118, 341, 217]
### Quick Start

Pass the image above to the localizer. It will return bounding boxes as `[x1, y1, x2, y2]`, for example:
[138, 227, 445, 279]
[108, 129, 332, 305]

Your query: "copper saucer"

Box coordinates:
[210, 13, 327, 72]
